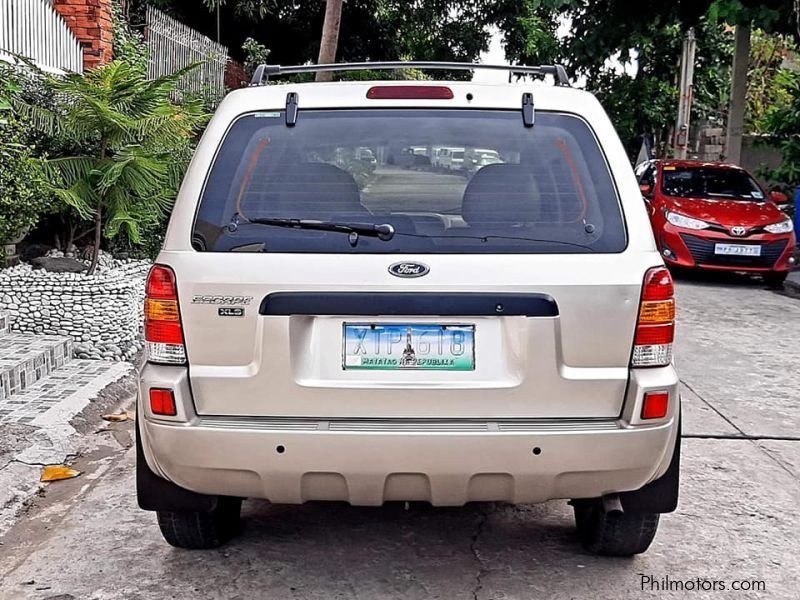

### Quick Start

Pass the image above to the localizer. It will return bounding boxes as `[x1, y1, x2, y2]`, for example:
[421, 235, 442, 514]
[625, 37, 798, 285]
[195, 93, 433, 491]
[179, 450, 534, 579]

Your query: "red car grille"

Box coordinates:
[679, 234, 788, 268]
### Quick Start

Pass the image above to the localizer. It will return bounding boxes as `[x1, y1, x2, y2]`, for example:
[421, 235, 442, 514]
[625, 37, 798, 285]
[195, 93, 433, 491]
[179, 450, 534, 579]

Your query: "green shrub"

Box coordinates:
[112, 1, 148, 75]
[760, 70, 799, 220]
[242, 37, 270, 74]
[105, 218, 168, 260]
[0, 80, 50, 245]
[16, 61, 208, 273]
[0, 120, 50, 244]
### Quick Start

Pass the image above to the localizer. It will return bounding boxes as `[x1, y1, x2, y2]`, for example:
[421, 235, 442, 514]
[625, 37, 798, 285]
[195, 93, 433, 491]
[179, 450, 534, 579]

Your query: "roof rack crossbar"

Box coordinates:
[249, 61, 570, 87]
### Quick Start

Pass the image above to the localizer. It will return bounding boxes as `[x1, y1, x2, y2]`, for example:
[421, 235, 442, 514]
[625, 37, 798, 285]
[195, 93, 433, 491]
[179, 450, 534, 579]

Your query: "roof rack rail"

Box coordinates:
[250, 61, 571, 87]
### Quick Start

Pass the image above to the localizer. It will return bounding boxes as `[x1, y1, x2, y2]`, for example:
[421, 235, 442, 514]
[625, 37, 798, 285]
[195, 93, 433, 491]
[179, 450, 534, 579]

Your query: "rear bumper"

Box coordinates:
[138, 365, 680, 506]
[141, 416, 678, 506]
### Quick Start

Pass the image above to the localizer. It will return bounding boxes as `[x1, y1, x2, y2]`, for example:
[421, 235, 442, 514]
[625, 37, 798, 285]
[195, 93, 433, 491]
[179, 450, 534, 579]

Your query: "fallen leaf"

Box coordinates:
[40, 465, 81, 482]
[102, 413, 128, 422]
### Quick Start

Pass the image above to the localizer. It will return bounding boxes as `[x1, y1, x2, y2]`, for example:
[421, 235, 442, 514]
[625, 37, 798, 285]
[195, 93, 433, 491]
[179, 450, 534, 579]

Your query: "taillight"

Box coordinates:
[144, 265, 186, 364]
[632, 267, 675, 367]
[366, 85, 454, 100]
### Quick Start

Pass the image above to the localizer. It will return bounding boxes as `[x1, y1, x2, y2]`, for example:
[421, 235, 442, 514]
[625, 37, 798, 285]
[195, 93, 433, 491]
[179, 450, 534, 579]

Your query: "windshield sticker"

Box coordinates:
[663, 165, 676, 170]
[254, 112, 281, 118]
[751, 190, 764, 199]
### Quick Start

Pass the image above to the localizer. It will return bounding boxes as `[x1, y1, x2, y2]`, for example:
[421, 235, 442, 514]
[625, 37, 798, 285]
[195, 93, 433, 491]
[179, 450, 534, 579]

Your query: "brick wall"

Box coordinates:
[53, 0, 114, 70]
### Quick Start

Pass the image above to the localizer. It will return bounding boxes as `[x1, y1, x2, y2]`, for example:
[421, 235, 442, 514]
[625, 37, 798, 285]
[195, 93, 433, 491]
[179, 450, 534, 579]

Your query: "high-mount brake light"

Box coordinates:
[632, 267, 675, 367]
[144, 265, 186, 364]
[366, 85, 454, 100]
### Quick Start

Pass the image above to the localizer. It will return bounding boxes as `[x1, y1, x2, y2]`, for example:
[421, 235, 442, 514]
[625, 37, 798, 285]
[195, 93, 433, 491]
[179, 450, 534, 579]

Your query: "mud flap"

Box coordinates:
[136, 411, 219, 513]
[619, 413, 681, 514]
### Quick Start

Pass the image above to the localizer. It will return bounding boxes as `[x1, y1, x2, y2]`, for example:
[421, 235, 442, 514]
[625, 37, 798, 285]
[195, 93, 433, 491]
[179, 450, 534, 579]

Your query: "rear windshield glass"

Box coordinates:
[193, 110, 626, 253]
[661, 166, 765, 201]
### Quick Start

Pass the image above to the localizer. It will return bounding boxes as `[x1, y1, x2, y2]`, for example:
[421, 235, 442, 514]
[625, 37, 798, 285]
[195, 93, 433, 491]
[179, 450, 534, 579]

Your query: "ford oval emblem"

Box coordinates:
[389, 262, 430, 278]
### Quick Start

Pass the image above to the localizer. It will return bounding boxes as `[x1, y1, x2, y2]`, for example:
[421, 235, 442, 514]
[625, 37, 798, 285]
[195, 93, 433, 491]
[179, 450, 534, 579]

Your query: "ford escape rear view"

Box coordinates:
[137, 62, 681, 556]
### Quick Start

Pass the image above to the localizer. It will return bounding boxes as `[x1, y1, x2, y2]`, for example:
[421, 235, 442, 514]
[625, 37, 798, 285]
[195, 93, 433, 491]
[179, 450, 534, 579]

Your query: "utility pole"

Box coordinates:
[316, 0, 343, 82]
[674, 28, 696, 159]
[725, 23, 751, 165]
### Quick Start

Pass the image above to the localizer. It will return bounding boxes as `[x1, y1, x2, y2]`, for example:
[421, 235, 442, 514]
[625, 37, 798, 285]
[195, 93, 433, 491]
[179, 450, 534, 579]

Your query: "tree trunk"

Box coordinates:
[216, 1, 221, 43]
[66, 220, 76, 253]
[725, 23, 751, 165]
[87, 206, 102, 275]
[89, 138, 109, 275]
[316, 0, 343, 82]
[674, 28, 696, 159]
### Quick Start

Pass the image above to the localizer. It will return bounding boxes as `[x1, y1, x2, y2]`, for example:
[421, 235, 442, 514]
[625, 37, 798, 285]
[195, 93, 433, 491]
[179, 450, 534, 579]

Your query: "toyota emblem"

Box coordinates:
[730, 226, 747, 237]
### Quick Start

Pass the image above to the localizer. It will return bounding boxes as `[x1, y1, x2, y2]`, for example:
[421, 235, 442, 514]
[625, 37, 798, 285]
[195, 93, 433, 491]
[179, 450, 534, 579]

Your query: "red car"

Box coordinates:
[635, 160, 797, 285]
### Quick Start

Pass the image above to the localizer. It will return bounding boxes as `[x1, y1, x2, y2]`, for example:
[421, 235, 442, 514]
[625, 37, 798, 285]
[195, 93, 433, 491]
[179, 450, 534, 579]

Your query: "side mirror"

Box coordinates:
[639, 183, 653, 198]
[770, 190, 789, 204]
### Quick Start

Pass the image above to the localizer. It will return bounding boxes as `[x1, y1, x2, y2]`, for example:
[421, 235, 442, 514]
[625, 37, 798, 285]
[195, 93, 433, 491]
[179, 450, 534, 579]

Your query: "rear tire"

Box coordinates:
[573, 501, 659, 556]
[157, 497, 242, 549]
[763, 272, 788, 288]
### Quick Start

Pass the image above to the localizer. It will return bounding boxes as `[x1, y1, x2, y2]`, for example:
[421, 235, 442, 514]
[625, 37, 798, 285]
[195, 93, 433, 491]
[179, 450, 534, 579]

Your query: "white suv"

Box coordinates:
[137, 62, 681, 555]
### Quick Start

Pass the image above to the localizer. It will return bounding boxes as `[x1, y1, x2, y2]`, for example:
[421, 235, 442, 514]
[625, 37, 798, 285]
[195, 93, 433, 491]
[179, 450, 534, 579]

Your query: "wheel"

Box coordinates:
[763, 271, 788, 288]
[573, 500, 659, 556]
[156, 497, 242, 549]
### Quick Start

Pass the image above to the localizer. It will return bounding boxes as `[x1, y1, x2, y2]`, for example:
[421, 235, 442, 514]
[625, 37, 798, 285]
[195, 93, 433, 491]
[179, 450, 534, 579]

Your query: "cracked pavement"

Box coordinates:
[1, 274, 799, 599]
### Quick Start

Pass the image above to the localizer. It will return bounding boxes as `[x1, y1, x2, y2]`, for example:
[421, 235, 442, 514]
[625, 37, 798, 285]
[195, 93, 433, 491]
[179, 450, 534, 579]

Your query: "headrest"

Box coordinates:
[242, 162, 365, 218]
[462, 164, 540, 227]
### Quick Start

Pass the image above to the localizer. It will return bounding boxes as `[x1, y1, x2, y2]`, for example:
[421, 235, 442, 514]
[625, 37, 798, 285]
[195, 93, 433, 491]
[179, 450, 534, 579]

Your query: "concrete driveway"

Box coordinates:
[1, 275, 798, 600]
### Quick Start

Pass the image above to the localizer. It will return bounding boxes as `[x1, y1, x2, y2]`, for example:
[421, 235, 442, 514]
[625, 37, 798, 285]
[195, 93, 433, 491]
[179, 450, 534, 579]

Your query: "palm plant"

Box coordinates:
[16, 61, 207, 274]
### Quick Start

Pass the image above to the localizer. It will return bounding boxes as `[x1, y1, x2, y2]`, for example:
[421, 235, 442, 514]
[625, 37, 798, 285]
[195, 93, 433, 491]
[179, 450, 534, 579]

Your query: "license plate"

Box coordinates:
[343, 323, 475, 370]
[714, 243, 761, 257]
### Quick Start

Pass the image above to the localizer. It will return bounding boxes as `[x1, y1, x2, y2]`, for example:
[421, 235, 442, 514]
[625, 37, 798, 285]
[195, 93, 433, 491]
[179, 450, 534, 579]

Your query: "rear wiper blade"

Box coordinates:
[229, 213, 395, 247]
[394, 231, 597, 252]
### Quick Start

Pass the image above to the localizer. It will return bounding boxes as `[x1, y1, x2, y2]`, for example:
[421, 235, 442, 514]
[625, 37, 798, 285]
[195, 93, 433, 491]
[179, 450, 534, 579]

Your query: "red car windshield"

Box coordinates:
[661, 167, 765, 201]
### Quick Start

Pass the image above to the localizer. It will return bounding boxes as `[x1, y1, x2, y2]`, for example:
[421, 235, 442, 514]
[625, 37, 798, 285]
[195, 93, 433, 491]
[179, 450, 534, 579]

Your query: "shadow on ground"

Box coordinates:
[154, 499, 636, 599]
[670, 267, 775, 289]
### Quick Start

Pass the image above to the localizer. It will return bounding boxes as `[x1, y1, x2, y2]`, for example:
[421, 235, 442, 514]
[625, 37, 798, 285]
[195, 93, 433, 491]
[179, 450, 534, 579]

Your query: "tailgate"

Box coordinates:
[167, 251, 654, 420]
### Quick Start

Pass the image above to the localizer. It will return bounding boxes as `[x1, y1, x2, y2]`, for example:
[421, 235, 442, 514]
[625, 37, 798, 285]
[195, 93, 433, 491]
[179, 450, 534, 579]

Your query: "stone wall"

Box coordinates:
[741, 135, 785, 187]
[0, 259, 150, 361]
[694, 128, 786, 187]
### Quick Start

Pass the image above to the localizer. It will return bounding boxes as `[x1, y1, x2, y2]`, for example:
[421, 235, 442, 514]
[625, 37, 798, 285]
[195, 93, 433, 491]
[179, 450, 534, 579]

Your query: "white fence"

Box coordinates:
[0, 0, 83, 73]
[146, 5, 228, 102]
